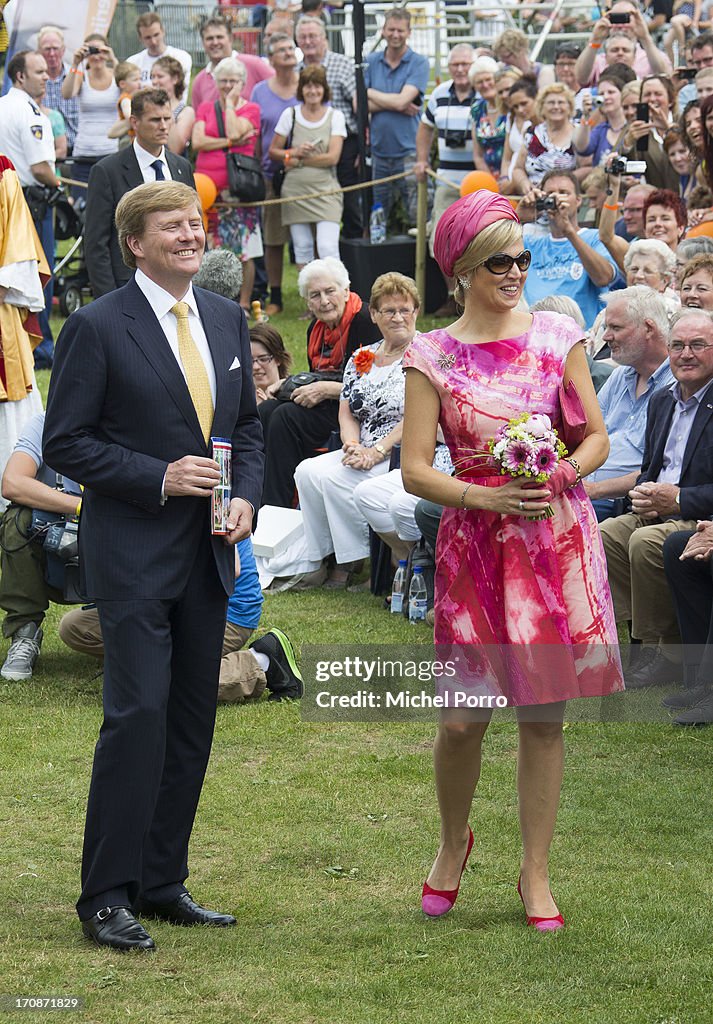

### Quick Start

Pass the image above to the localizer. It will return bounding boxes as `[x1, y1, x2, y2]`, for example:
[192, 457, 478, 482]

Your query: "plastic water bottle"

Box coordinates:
[408, 566, 428, 624]
[391, 559, 407, 615]
[369, 202, 386, 245]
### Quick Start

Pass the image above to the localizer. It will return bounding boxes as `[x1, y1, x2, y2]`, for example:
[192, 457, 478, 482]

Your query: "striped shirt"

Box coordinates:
[44, 65, 79, 150]
[421, 80, 476, 183]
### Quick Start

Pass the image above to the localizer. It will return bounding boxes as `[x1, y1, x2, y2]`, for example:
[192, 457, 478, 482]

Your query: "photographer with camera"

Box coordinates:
[618, 75, 680, 191]
[0, 412, 81, 681]
[518, 169, 620, 329]
[573, 71, 629, 167]
[575, 0, 672, 88]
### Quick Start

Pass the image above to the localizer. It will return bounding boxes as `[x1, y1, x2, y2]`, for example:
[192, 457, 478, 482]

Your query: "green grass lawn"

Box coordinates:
[1, 279, 711, 1024]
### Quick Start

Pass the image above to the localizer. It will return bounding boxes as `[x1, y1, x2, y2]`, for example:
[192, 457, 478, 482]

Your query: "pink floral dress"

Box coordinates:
[403, 311, 624, 706]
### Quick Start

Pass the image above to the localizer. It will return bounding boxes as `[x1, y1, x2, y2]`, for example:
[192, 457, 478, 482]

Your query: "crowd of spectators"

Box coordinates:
[5, 3, 713, 723]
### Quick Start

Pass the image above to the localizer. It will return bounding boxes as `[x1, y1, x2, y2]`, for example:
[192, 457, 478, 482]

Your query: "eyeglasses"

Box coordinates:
[252, 354, 275, 365]
[377, 307, 416, 319]
[479, 251, 531, 275]
[668, 340, 713, 353]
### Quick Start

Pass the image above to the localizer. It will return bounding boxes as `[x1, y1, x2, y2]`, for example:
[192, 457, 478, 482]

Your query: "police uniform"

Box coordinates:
[0, 87, 56, 357]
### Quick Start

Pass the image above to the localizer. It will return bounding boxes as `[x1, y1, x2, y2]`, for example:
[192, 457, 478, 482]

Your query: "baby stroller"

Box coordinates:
[53, 194, 90, 317]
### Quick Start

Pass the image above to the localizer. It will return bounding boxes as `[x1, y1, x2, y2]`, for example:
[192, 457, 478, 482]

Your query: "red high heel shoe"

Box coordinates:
[421, 827, 474, 918]
[517, 875, 564, 932]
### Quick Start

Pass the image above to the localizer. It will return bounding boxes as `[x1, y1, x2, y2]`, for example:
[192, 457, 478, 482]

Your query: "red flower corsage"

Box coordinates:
[354, 346, 375, 376]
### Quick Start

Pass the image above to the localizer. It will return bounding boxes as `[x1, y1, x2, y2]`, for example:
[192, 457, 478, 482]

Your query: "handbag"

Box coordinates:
[272, 107, 296, 198]
[276, 370, 341, 402]
[214, 102, 266, 203]
[557, 379, 587, 451]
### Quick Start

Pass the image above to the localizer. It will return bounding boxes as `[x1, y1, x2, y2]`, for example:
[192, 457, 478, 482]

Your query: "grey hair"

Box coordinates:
[193, 249, 243, 301]
[529, 295, 585, 329]
[677, 237, 713, 261]
[213, 57, 247, 82]
[38, 25, 65, 45]
[297, 257, 350, 297]
[623, 238, 677, 283]
[267, 32, 294, 56]
[669, 307, 713, 334]
[448, 43, 474, 61]
[295, 16, 327, 38]
[604, 285, 669, 338]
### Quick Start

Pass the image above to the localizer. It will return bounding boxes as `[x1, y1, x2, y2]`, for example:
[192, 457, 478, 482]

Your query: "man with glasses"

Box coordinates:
[616, 182, 656, 242]
[600, 309, 713, 690]
[517, 170, 619, 329]
[575, 0, 671, 87]
[414, 44, 475, 318]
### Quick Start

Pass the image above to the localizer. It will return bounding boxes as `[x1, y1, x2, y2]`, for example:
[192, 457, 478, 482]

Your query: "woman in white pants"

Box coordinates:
[294, 273, 421, 587]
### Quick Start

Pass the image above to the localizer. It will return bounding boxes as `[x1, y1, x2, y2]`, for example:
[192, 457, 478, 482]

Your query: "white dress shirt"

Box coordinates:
[135, 268, 216, 405]
[133, 140, 172, 183]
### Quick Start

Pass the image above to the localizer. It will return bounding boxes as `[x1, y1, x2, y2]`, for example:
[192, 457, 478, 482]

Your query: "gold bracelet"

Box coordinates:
[460, 482, 473, 508]
[564, 457, 581, 485]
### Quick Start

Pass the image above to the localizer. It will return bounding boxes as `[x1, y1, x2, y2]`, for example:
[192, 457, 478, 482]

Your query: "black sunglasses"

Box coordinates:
[480, 250, 531, 275]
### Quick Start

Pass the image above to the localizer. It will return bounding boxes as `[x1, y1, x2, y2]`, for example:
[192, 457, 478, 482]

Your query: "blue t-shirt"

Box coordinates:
[15, 412, 80, 494]
[365, 47, 430, 158]
[523, 226, 619, 329]
[226, 538, 263, 630]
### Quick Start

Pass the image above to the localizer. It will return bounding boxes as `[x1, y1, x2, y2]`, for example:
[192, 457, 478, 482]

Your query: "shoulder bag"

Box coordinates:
[272, 107, 296, 198]
[213, 102, 266, 204]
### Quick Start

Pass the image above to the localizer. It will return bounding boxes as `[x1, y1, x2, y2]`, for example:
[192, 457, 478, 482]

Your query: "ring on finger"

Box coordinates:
[518, 500, 524, 510]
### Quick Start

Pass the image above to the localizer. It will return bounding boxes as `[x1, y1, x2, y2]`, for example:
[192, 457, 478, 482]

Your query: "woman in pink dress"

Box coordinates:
[401, 190, 623, 932]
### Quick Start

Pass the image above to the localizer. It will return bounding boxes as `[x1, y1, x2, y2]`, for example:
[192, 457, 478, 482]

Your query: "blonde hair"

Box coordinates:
[620, 80, 641, 106]
[535, 82, 575, 121]
[116, 182, 201, 269]
[452, 220, 523, 305]
[369, 272, 420, 311]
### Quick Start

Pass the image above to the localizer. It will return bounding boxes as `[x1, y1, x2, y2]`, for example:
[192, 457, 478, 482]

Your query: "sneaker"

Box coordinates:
[249, 627, 303, 701]
[1, 623, 43, 680]
[673, 687, 713, 726]
[662, 682, 710, 710]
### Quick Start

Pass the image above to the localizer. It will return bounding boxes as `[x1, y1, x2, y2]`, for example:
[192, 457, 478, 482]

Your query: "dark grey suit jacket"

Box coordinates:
[84, 146, 195, 298]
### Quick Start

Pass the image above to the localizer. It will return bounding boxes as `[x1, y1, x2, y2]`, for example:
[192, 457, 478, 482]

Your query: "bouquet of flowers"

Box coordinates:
[455, 413, 568, 519]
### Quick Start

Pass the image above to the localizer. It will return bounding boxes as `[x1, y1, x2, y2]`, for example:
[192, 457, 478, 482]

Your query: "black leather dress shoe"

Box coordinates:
[673, 687, 713, 726]
[625, 649, 680, 689]
[137, 891, 236, 927]
[82, 907, 156, 951]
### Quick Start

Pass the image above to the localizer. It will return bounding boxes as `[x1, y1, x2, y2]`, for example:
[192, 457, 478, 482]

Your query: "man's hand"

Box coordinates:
[590, 16, 611, 45]
[583, 479, 602, 500]
[413, 160, 428, 183]
[549, 194, 576, 236]
[225, 497, 254, 545]
[680, 521, 713, 561]
[629, 7, 651, 43]
[164, 455, 221, 497]
[629, 482, 680, 520]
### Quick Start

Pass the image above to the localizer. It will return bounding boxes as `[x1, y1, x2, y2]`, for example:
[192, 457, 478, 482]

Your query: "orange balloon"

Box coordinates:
[460, 170, 500, 197]
[194, 172, 218, 211]
[686, 221, 713, 238]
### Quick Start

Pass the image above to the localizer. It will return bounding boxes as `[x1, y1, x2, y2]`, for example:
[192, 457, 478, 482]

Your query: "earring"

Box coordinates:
[458, 276, 471, 291]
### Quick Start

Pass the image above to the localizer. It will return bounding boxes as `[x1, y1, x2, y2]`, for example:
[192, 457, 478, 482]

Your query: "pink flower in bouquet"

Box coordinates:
[522, 413, 552, 438]
[532, 440, 559, 478]
[501, 437, 535, 474]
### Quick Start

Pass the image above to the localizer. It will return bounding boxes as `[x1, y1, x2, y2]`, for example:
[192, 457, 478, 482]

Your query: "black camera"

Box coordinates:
[87, 45, 100, 55]
[443, 129, 469, 149]
[535, 195, 558, 212]
[609, 11, 631, 23]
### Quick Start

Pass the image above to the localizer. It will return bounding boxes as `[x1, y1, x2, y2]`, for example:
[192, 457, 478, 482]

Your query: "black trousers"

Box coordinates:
[414, 499, 443, 555]
[260, 397, 339, 507]
[77, 528, 228, 920]
[662, 530, 713, 686]
[337, 134, 364, 240]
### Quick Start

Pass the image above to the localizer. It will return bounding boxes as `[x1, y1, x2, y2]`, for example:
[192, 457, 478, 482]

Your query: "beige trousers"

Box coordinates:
[599, 514, 696, 644]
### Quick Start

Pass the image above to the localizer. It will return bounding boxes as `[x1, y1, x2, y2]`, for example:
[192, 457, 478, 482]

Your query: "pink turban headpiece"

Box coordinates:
[433, 190, 520, 279]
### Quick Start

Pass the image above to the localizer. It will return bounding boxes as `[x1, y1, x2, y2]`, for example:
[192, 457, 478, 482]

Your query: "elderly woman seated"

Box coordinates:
[256, 273, 420, 590]
[259, 257, 381, 507]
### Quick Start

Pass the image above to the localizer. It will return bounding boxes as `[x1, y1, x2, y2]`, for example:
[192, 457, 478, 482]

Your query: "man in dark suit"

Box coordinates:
[84, 88, 194, 298]
[600, 309, 713, 689]
[43, 181, 264, 952]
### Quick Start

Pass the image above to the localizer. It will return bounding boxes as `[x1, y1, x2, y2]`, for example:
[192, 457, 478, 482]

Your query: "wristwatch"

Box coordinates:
[374, 444, 387, 459]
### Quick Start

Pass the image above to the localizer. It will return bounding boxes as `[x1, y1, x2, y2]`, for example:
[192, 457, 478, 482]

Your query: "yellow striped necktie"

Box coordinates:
[170, 301, 214, 444]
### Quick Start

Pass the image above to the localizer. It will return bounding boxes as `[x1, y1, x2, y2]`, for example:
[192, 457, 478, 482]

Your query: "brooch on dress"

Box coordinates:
[437, 352, 455, 371]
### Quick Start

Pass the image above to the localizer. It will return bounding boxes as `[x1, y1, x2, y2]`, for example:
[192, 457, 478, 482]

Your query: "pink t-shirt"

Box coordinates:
[589, 44, 672, 85]
[195, 101, 261, 191]
[190, 54, 274, 107]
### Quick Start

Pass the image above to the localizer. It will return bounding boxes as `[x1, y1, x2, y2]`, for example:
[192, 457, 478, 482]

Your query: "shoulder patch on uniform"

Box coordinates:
[30, 124, 44, 140]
